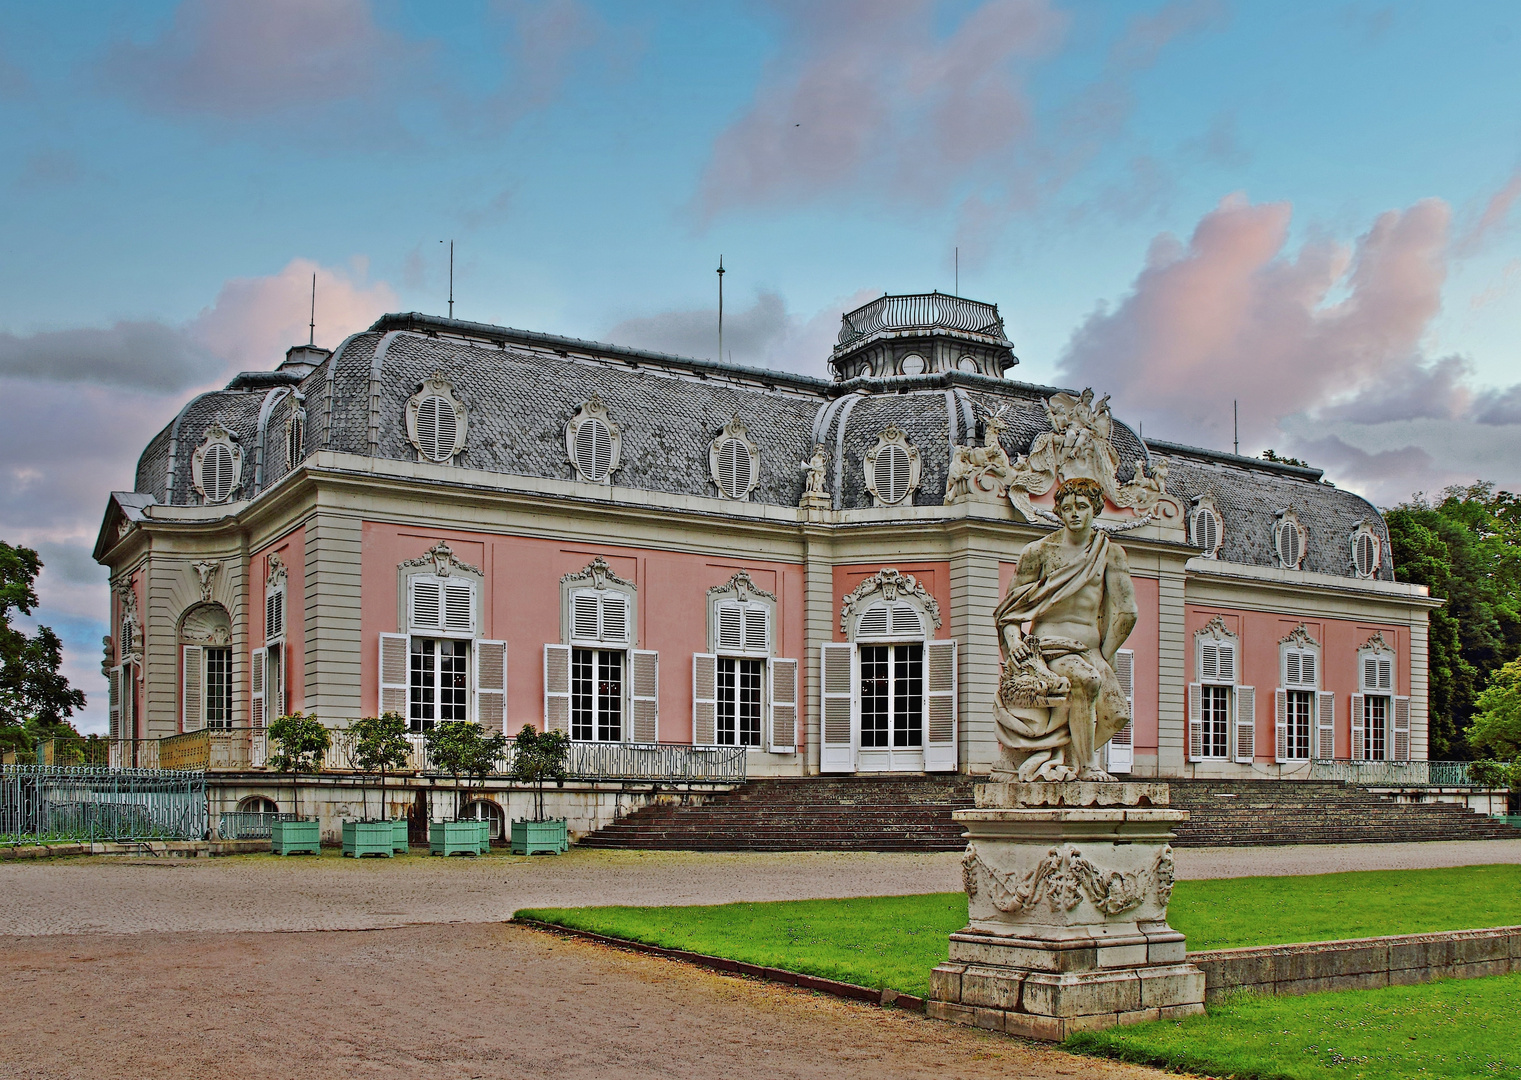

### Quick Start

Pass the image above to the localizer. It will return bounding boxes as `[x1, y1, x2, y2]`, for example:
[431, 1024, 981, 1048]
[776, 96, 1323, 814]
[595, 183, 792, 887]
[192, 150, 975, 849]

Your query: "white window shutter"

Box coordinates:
[1378, 657, 1393, 692]
[1285, 651, 1300, 686]
[1274, 688, 1288, 763]
[266, 591, 283, 641]
[474, 639, 507, 733]
[444, 583, 474, 633]
[769, 657, 798, 752]
[889, 604, 923, 638]
[250, 647, 266, 729]
[572, 592, 601, 642]
[412, 579, 442, 631]
[1350, 694, 1365, 760]
[924, 639, 957, 772]
[692, 652, 718, 745]
[1107, 649, 1134, 774]
[182, 645, 205, 733]
[379, 633, 409, 717]
[1187, 682, 1203, 762]
[821, 642, 856, 773]
[716, 605, 743, 653]
[601, 592, 629, 644]
[543, 644, 571, 734]
[1199, 643, 1218, 682]
[743, 606, 769, 654]
[1393, 696, 1411, 760]
[1316, 691, 1336, 760]
[108, 665, 123, 741]
[1218, 642, 1236, 684]
[268, 643, 286, 719]
[631, 650, 659, 743]
[857, 604, 889, 639]
[1234, 686, 1255, 763]
[1301, 651, 1316, 687]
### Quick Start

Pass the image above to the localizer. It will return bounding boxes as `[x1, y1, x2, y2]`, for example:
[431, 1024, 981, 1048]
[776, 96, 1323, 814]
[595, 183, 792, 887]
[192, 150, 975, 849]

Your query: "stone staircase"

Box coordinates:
[577, 776, 974, 851]
[1167, 779, 1521, 847]
[576, 775, 1520, 852]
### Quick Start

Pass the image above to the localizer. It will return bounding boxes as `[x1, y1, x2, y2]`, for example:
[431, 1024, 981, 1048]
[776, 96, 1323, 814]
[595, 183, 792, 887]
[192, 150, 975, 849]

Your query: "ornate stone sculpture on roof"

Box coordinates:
[992, 478, 1138, 782]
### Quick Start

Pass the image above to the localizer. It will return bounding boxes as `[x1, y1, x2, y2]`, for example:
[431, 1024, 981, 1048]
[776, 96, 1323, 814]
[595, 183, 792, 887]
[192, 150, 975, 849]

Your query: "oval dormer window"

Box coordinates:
[1353, 528, 1380, 578]
[1275, 512, 1307, 570]
[715, 437, 752, 499]
[203, 443, 235, 503]
[574, 417, 613, 482]
[414, 395, 458, 463]
[901, 353, 925, 375]
[874, 443, 912, 505]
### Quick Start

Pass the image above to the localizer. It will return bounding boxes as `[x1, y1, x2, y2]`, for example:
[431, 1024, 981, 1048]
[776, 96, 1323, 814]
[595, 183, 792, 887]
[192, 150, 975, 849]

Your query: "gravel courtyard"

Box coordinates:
[5, 840, 1520, 1079]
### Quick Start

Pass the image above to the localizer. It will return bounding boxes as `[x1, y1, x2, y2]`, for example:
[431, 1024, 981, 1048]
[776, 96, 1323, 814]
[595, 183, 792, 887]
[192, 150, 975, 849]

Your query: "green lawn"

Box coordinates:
[516, 864, 1521, 998]
[1067, 974, 1521, 1080]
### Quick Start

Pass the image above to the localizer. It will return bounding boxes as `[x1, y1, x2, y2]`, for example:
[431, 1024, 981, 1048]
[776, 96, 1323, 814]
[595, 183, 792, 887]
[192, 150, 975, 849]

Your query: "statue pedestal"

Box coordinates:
[928, 782, 1205, 1040]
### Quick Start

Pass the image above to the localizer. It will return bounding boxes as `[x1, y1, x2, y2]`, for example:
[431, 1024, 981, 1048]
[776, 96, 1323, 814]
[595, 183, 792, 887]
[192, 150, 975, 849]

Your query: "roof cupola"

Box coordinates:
[830, 292, 1016, 381]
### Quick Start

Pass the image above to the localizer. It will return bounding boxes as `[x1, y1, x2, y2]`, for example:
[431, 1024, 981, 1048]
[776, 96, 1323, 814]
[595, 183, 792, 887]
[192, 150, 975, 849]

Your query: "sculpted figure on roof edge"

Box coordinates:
[992, 477, 1138, 782]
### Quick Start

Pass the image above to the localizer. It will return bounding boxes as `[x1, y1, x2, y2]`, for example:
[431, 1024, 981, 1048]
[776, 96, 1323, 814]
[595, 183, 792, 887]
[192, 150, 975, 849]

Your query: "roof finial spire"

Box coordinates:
[717, 254, 725, 363]
[308, 273, 316, 346]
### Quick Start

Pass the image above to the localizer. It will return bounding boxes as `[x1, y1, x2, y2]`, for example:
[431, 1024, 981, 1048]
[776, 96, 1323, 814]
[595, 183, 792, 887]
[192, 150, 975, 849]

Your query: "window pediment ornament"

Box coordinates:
[560, 555, 636, 592]
[1360, 630, 1393, 654]
[1274, 508, 1308, 570]
[192, 560, 220, 603]
[115, 582, 143, 659]
[405, 373, 468, 464]
[180, 603, 232, 646]
[566, 394, 622, 485]
[1197, 614, 1237, 644]
[707, 569, 777, 604]
[265, 551, 288, 590]
[840, 568, 942, 636]
[863, 425, 922, 507]
[191, 421, 244, 505]
[399, 541, 483, 579]
[1279, 623, 1320, 650]
[709, 417, 761, 501]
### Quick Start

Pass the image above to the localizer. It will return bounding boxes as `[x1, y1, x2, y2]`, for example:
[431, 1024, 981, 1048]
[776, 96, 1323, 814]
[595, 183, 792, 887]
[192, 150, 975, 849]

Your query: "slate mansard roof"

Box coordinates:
[124, 304, 1393, 581]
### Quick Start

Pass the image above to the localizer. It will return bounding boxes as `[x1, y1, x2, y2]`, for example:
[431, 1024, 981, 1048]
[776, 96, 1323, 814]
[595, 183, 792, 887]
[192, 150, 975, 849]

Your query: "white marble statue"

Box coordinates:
[992, 477, 1138, 782]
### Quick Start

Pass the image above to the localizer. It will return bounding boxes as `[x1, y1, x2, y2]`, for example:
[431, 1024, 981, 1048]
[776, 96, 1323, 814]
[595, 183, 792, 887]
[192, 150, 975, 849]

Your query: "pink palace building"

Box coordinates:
[94, 294, 1438, 822]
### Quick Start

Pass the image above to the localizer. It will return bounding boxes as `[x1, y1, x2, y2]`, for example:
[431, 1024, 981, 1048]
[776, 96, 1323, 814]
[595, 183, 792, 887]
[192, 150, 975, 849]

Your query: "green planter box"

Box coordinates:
[271, 818, 320, 856]
[511, 818, 568, 855]
[342, 820, 394, 858]
[392, 818, 410, 853]
[429, 820, 480, 857]
[476, 819, 492, 853]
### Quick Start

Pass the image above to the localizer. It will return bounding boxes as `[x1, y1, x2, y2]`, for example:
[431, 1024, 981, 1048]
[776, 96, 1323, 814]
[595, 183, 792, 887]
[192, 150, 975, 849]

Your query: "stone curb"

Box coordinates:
[510, 917, 926, 1014]
[0, 839, 270, 861]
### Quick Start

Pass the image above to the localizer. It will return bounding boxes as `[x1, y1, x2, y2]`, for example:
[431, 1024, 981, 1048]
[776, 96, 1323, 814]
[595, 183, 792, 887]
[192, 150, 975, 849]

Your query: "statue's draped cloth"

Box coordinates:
[993, 530, 1122, 763]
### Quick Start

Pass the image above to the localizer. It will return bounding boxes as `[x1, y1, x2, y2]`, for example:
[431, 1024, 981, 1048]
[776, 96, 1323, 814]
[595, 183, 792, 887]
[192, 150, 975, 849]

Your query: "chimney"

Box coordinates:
[279, 344, 332, 378]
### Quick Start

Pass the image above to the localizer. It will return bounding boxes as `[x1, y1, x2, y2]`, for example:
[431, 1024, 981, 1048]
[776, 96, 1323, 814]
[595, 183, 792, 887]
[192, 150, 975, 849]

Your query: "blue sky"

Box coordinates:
[2, 0, 1520, 732]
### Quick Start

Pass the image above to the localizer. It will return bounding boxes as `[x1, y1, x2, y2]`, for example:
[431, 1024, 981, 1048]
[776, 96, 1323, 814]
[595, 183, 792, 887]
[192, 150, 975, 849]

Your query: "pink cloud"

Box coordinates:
[99, 0, 415, 118]
[189, 257, 397, 372]
[1458, 168, 1521, 254]
[693, 0, 1066, 217]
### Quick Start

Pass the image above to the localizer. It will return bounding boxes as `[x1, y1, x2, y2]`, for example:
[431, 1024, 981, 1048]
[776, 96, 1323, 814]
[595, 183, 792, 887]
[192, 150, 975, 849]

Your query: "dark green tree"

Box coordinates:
[507, 724, 569, 822]
[424, 721, 507, 820]
[268, 712, 330, 820]
[350, 712, 411, 821]
[0, 542, 86, 756]
[1385, 483, 1521, 756]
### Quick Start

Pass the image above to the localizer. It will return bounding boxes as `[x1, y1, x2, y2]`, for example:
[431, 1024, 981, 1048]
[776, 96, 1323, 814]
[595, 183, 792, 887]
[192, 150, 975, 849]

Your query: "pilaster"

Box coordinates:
[949, 534, 1001, 775]
[1156, 558, 1187, 776]
[304, 510, 364, 724]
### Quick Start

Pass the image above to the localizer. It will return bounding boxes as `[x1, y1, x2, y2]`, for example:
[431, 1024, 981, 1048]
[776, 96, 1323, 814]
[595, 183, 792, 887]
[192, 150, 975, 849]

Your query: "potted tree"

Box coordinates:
[267, 712, 330, 855]
[507, 724, 570, 855]
[347, 712, 412, 857]
[423, 721, 505, 856]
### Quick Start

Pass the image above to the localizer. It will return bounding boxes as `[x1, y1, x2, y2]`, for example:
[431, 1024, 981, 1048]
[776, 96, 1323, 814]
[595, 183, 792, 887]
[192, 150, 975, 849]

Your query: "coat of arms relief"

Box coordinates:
[945, 389, 1178, 526]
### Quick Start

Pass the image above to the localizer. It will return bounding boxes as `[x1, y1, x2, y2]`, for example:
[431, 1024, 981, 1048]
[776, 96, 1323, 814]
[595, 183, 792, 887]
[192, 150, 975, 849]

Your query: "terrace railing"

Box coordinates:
[217, 810, 301, 840]
[1309, 760, 1474, 787]
[564, 742, 747, 783]
[836, 293, 1008, 348]
[1, 765, 207, 844]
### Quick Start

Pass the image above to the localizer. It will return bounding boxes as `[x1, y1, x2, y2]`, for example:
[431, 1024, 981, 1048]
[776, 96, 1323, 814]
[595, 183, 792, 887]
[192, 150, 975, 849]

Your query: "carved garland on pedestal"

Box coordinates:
[560, 555, 636, 591]
[399, 541, 483, 579]
[961, 843, 1175, 916]
[839, 568, 942, 636]
[706, 569, 777, 604]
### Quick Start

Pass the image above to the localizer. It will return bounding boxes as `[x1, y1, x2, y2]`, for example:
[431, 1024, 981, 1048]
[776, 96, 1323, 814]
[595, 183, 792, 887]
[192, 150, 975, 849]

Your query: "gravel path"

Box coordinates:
[0, 922, 1169, 1080]
[3, 839, 1519, 937]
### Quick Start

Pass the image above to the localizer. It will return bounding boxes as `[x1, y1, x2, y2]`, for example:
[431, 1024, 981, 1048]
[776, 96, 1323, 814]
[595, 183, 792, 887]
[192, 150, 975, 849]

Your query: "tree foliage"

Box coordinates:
[0, 541, 85, 733]
[351, 712, 411, 821]
[1385, 483, 1521, 757]
[424, 721, 507, 820]
[1469, 659, 1521, 761]
[268, 712, 330, 820]
[508, 724, 569, 821]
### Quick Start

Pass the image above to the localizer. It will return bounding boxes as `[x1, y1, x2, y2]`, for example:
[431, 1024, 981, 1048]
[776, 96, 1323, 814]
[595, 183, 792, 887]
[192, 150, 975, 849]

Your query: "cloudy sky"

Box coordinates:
[3, 0, 1520, 732]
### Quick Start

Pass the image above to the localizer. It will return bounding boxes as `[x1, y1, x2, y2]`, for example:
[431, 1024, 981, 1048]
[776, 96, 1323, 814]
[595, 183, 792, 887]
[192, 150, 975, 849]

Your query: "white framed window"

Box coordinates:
[709, 417, 760, 501]
[900, 353, 926, 375]
[405, 374, 468, 464]
[1190, 495, 1223, 558]
[1274, 509, 1308, 570]
[1104, 649, 1135, 774]
[699, 571, 793, 752]
[1353, 633, 1407, 760]
[409, 638, 468, 732]
[1351, 522, 1381, 579]
[409, 574, 476, 637]
[547, 558, 652, 742]
[566, 395, 622, 484]
[1190, 617, 1253, 763]
[255, 554, 289, 725]
[1275, 625, 1322, 763]
[181, 603, 233, 733]
[863, 425, 921, 507]
[191, 422, 243, 505]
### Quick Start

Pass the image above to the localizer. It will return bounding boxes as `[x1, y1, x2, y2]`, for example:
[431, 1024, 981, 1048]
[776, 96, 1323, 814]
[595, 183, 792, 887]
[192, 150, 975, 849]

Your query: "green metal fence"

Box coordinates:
[1, 765, 207, 844]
